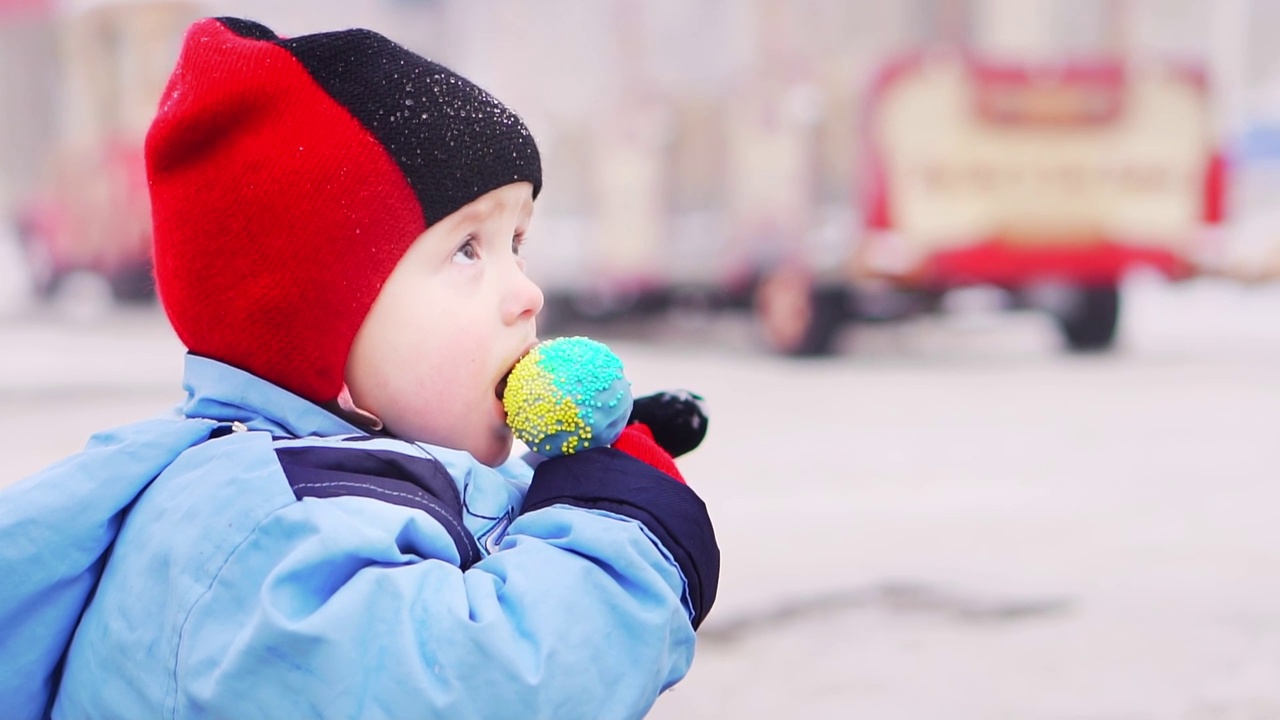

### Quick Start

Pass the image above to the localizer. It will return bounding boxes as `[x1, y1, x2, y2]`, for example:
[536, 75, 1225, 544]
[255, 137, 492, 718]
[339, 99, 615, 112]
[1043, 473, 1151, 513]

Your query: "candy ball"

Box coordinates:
[502, 336, 633, 456]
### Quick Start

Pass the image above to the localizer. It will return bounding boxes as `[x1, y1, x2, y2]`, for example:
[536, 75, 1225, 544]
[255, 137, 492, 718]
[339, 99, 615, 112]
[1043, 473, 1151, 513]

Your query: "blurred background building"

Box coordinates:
[1, 0, 1276, 345]
[5, 7, 1279, 718]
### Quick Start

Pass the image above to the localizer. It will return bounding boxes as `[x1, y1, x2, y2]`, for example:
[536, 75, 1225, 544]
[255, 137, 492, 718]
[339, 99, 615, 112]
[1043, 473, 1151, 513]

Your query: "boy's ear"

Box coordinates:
[335, 383, 385, 431]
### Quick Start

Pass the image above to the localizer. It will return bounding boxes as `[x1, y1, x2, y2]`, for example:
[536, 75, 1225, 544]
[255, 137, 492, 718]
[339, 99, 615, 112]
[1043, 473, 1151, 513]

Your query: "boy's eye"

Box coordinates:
[454, 237, 479, 264]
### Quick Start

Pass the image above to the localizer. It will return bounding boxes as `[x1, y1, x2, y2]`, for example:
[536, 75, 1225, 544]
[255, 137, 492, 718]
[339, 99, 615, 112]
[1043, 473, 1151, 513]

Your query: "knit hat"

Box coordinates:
[147, 17, 542, 404]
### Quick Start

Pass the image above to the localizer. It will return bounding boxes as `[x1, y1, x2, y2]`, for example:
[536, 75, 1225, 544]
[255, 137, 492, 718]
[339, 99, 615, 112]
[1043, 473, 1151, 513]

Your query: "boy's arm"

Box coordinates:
[175, 448, 717, 720]
[521, 446, 717, 625]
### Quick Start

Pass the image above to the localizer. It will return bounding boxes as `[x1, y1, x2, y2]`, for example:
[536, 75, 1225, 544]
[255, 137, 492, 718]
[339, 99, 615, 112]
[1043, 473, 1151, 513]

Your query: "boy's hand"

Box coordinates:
[612, 423, 685, 483]
[627, 391, 707, 458]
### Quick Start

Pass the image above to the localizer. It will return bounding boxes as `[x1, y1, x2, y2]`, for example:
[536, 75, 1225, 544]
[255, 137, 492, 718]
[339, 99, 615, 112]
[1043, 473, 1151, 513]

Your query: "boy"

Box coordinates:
[0, 17, 718, 720]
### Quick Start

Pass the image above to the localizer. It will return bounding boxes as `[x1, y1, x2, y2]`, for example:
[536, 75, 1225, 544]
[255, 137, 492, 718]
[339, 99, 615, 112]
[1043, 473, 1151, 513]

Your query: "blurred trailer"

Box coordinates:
[13, 0, 201, 303]
[754, 53, 1226, 355]
[0, 0, 58, 227]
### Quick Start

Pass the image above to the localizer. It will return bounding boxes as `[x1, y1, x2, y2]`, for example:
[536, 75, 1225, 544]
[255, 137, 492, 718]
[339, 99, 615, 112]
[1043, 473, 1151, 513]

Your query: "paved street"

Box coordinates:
[3, 276, 1279, 718]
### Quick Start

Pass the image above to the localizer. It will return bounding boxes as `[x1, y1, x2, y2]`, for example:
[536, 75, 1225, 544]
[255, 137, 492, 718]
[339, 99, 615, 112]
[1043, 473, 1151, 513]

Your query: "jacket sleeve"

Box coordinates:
[174, 448, 719, 720]
[0, 417, 215, 720]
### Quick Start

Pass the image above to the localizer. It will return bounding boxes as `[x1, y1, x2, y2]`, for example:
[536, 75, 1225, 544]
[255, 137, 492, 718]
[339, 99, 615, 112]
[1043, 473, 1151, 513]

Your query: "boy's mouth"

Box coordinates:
[495, 371, 510, 402]
[496, 343, 537, 401]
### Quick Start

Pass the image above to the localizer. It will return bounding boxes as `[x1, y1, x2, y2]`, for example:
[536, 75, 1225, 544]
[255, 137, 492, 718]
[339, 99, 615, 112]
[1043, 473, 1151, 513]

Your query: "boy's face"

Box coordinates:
[345, 182, 543, 466]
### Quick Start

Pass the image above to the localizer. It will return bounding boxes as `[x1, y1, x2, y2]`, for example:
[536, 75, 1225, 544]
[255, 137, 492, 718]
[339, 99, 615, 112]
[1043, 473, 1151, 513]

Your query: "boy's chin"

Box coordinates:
[473, 431, 515, 468]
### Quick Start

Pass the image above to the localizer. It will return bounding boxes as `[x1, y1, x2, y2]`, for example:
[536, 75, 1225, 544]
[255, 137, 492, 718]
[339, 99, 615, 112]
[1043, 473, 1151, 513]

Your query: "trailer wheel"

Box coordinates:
[1056, 285, 1120, 352]
[108, 264, 157, 304]
[536, 291, 579, 338]
[753, 267, 847, 356]
[18, 233, 62, 300]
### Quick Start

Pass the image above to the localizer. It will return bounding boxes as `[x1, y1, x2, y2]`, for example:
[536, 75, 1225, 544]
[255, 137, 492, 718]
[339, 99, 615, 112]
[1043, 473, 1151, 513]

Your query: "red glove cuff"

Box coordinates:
[613, 423, 685, 483]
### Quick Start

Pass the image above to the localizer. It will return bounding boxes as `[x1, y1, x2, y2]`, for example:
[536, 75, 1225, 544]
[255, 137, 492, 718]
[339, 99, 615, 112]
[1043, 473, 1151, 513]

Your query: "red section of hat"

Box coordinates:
[147, 18, 426, 403]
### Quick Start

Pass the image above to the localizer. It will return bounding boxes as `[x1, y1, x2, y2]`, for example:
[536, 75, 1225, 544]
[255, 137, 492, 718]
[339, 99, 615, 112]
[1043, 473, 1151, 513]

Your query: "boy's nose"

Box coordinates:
[503, 269, 544, 325]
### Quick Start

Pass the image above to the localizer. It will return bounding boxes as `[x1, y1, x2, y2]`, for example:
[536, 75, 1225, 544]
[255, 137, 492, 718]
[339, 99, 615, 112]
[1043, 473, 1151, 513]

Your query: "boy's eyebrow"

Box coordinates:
[451, 195, 507, 226]
[455, 195, 533, 229]
[446, 203, 489, 226]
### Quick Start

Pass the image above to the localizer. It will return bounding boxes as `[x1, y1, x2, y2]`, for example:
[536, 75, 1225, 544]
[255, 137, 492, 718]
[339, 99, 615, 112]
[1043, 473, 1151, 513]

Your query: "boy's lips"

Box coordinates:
[495, 341, 538, 401]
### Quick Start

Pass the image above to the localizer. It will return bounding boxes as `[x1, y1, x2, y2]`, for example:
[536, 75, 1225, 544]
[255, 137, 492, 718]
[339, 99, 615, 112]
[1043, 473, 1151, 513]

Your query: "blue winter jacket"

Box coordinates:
[0, 355, 719, 719]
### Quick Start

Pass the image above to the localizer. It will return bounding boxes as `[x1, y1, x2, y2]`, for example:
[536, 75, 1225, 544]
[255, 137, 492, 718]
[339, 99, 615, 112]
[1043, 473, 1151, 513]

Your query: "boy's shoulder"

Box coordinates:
[264, 433, 488, 567]
[0, 413, 219, 718]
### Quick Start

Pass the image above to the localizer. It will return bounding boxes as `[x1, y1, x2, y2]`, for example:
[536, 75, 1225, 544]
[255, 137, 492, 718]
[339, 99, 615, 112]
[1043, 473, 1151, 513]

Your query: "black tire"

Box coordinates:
[536, 291, 579, 338]
[17, 231, 62, 300]
[30, 269, 63, 300]
[754, 267, 849, 357]
[794, 285, 850, 357]
[1057, 285, 1120, 352]
[109, 264, 157, 304]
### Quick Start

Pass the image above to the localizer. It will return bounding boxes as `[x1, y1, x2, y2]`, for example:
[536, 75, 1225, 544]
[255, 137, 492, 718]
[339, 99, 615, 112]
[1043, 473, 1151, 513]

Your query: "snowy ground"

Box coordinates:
[3, 276, 1279, 719]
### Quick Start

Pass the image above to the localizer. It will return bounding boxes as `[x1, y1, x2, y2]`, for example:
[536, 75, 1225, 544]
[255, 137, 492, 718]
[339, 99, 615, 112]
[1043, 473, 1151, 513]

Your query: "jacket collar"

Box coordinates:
[181, 354, 364, 439]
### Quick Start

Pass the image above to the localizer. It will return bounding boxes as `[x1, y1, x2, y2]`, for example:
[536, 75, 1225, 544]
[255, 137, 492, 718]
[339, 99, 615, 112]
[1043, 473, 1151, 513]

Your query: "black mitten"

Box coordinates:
[627, 390, 708, 458]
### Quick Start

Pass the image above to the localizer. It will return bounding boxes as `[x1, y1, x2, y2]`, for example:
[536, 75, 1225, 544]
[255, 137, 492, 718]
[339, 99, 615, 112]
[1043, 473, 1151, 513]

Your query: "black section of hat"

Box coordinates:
[216, 17, 542, 226]
[215, 16, 278, 42]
